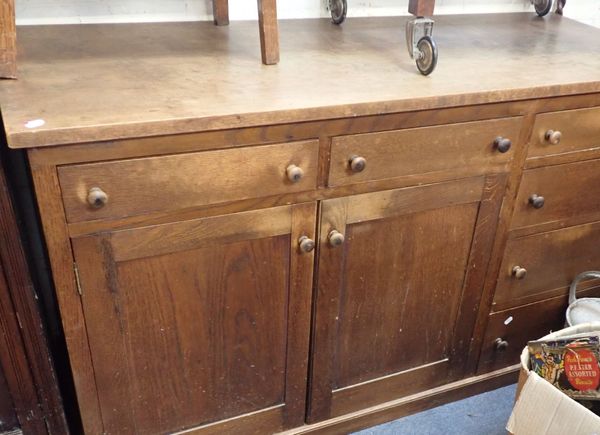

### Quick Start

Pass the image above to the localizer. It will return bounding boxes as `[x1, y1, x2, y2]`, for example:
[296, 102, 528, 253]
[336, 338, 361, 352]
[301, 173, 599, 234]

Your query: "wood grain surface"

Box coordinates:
[527, 106, 600, 159]
[57, 140, 319, 223]
[0, 0, 16, 78]
[328, 117, 520, 187]
[2, 14, 600, 148]
[308, 177, 500, 422]
[71, 203, 316, 434]
[495, 220, 600, 310]
[511, 158, 600, 232]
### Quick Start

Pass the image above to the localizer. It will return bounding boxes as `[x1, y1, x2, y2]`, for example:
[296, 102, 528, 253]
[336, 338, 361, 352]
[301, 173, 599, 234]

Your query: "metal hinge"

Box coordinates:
[73, 263, 83, 296]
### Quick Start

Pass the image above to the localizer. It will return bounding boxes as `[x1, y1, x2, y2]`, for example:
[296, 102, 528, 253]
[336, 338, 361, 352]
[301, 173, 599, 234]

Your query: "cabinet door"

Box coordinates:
[72, 204, 316, 435]
[308, 176, 504, 421]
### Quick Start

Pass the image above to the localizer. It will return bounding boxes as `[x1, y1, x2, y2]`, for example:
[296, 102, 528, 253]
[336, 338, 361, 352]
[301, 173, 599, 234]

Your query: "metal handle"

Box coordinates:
[529, 194, 545, 209]
[494, 338, 509, 352]
[512, 266, 527, 280]
[328, 230, 345, 247]
[545, 130, 562, 145]
[494, 137, 512, 153]
[298, 236, 315, 253]
[286, 165, 304, 183]
[349, 155, 367, 173]
[87, 187, 108, 208]
[568, 271, 600, 305]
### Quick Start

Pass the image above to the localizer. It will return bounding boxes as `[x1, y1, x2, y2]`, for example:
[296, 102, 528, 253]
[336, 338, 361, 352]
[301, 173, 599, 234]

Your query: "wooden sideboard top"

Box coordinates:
[1, 13, 599, 149]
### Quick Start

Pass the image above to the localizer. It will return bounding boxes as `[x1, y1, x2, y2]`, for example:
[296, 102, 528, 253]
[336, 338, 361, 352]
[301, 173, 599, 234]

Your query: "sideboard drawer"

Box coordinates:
[511, 159, 600, 231]
[477, 296, 567, 374]
[494, 221, 600, 310]
[327, 117, 521, 187]
[528, 106, 600, 159]
[58, 140, 319, 223]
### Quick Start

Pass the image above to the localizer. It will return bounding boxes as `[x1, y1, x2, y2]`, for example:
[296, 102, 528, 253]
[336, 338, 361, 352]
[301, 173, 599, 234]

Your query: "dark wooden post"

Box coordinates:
[213, 0, 229, 26]
[257, 0, 280, 65]
[408, 0, 436, 17]
[0, 153, 68, 432]
[0, 0, 17, 78]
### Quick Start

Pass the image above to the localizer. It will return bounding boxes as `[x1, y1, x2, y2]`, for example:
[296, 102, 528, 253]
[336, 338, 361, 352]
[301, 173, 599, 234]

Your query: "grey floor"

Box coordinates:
[353, 384, 517, 435]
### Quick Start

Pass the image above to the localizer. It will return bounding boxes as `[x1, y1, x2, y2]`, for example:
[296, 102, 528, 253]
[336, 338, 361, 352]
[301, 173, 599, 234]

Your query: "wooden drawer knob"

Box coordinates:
[512, 266, 527, 280]
[529, 194, 545, 209]
[328, 230, 345, 247]
[494, 338, 509, 352]
[349, 155, 367, 173]
[286, 165, 304, 183]
[298, 236, 315, 253]
[494, 137, 512, 153]
[545, 130, 562, 145]
[87, 187, 108, 208]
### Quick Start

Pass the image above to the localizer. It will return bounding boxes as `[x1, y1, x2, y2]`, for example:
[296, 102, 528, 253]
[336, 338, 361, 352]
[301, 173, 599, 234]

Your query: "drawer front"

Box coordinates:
[528, 106, 600, 159]
[511, 159, 600, 231]
[495, 221, 600, 310]
[328, 117, 521, 187]
[477, 296, 567, 374]
[58, 140, 319, 223]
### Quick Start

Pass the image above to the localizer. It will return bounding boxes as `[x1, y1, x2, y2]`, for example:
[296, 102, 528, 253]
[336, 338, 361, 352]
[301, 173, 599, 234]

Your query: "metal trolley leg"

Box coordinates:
[531, 0, 567, 16]
[406, 0, 438, 75]
[329, 0, 347, 25]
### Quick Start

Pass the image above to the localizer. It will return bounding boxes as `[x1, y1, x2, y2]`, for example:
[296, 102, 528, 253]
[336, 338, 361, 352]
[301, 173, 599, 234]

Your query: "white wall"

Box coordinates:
[15, 0, 600, 28]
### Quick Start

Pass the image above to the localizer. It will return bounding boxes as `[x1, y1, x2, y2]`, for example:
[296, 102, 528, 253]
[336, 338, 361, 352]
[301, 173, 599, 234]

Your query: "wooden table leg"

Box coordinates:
[408, 0, 436, 17]
[257, 0, 280, 65]
[213, 0, 229, 26]
[0, 0, 17, 79]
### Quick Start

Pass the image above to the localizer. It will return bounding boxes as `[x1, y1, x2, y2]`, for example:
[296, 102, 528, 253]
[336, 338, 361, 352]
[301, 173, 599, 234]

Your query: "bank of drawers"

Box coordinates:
[57, 116, 522, 224]
[481, 105, 600, 373]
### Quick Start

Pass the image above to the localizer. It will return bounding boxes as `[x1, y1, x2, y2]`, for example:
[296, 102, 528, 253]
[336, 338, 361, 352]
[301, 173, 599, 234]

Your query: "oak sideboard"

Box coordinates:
[1, 13, 599, 435]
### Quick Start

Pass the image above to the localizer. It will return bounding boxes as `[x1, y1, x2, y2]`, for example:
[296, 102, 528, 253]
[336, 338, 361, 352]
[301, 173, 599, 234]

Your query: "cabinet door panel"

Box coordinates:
[72, 204, 316, 434]
[309, 176, 504, 421]
[335, 204, 478, 389]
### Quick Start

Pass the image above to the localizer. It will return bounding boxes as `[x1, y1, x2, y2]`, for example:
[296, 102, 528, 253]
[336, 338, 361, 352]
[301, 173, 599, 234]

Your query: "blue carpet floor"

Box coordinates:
[353, 384, 517, 435]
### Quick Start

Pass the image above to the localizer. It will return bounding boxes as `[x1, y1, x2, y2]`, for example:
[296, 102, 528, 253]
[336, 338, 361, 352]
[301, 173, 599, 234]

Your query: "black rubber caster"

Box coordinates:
[534, 0, 553, 17]
[329, 0, 347, 25]
[415, 36, 438, 76]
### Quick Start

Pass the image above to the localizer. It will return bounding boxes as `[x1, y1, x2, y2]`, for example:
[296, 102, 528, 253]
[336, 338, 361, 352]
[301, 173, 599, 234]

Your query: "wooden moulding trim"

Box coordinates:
[27, 101, 532, 168]
[279, 364, 520, 435]
[26, 92, 600, 169]
[344, 176, 485, 224]
[172, 405, 284, 435]
[108, 204, 293, 262]
[332, 360, 448, 394]
[8, 87, 600, 149]
[330, 360, 450, 417]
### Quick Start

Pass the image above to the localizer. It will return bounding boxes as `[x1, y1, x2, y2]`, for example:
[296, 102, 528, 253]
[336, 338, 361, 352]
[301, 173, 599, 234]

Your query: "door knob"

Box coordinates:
[495, 338, 509, 352]
[328, 230, 345, 247]
[349, 155, 367, 173]
[545, 130, 562, 145]
[512, 266, 527, 280]
[286, 165, 304, 183]
[494, 137, 512, 153]
[298, 236, 315, 253]
[529, 194, 545, 209]
[87, 187, 108, 208]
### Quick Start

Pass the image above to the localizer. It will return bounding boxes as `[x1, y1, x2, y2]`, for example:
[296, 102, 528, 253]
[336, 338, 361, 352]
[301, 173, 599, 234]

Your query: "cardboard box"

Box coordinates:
[507, 323, 600, 434]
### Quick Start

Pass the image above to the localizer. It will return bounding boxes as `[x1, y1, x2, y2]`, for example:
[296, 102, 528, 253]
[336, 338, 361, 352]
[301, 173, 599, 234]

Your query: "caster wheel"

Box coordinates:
[415, 36, 438, 76]
[534, 0, 553, 16]
[329, 0, 347, 25]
